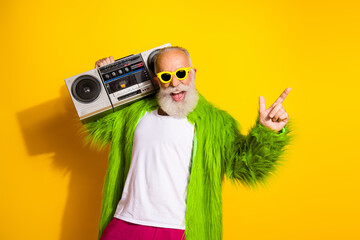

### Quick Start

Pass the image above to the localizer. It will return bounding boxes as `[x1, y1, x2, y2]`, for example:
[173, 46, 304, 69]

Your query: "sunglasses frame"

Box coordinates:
[156, 67, 194, 84]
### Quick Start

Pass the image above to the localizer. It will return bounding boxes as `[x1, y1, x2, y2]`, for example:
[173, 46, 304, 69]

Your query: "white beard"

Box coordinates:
[156, 78, 199, 118]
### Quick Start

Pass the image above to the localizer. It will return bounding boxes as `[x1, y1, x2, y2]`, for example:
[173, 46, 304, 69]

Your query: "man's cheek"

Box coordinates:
[161, 83, 170, 89]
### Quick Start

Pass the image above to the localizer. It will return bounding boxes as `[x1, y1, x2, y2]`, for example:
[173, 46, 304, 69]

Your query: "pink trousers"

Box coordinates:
[100, 217, 185, 240]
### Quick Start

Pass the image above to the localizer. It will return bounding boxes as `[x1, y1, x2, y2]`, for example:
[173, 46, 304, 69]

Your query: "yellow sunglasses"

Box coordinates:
[156, 67, 193, 83]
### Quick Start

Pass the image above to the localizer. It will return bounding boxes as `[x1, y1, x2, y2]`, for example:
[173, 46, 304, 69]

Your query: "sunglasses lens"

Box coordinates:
[161, 73, 171, 82]
[176, 70, 187, 79]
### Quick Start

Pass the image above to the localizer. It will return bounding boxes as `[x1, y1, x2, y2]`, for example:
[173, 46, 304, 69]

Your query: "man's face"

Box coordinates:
[154, 50, 196, 92]
[153, 49, 199, 118]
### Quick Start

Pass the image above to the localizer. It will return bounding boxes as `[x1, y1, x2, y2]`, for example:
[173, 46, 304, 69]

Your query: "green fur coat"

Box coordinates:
[83, 92, 293, 240]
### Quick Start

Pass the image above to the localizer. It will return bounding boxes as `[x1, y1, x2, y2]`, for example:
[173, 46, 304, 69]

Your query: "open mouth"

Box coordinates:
[170, 91, 186, 102]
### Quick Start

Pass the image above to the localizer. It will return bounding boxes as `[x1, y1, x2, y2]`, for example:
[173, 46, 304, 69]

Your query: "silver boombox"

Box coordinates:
[65, 43, 171, 123]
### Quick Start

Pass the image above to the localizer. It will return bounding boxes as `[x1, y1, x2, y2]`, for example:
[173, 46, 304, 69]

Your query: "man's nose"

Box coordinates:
[170, 75, 181, 87]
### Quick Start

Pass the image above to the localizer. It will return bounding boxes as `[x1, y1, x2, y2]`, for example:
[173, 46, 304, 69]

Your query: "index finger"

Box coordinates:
[270, 87, 291, 108]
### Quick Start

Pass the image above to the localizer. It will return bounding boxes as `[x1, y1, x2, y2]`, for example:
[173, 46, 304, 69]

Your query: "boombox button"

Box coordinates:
[105, 74, 110, 79]
[124, 67, 130, 72]
[118, 70, 123, 75]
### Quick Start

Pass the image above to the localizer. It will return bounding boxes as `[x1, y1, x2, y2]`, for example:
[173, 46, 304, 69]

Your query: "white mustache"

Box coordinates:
[162, 84, 190, 94]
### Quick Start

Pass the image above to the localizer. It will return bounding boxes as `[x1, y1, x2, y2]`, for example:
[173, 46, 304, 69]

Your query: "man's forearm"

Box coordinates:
[226, 117, 293, 187]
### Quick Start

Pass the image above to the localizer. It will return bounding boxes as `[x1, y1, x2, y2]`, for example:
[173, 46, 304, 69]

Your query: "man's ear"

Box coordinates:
[153, 76, 159, 86]
[192, 68, 197, 80]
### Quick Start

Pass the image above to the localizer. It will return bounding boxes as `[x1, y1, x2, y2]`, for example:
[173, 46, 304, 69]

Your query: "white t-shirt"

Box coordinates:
[113, 109, 195, 229]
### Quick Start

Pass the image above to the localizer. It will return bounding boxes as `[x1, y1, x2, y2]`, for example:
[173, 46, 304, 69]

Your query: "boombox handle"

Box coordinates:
[115, 54, 134, 62]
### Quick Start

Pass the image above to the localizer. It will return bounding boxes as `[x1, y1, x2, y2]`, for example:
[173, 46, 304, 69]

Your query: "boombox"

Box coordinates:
[65, 43, 170, 123]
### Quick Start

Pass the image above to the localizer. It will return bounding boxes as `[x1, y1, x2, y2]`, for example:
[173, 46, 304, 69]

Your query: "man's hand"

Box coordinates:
[258, 87, 291, 132]
[95, 56, 115, 69]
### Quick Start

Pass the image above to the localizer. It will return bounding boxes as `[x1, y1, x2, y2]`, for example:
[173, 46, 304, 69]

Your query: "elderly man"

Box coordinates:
[85, 46, 293, 240]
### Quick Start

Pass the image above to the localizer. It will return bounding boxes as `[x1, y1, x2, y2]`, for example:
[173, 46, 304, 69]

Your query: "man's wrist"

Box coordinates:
[278, 126, 286, 134]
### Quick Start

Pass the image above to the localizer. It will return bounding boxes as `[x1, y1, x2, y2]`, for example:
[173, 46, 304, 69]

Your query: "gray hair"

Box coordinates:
[154, 46, 193, 73]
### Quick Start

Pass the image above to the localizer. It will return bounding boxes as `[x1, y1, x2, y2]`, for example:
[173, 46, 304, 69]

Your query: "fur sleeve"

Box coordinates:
[80, 96, 157, 151]
[224, 112, 294, 187]
[80, 110, 121, 151]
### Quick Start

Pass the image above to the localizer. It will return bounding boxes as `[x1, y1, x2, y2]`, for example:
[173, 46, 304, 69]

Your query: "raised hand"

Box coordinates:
[259, 87, 291, 132]
[95, 56, 115, 69]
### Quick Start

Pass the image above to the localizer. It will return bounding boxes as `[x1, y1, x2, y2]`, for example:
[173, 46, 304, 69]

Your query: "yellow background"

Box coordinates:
[1, 0, 359, 239]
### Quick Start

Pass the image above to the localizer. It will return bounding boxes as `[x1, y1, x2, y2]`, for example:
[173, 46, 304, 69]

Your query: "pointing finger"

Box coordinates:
[270, 87, 291, 108]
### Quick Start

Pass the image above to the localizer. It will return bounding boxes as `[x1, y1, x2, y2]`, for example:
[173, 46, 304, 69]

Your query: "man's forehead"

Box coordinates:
[156, 50, 191, 71]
